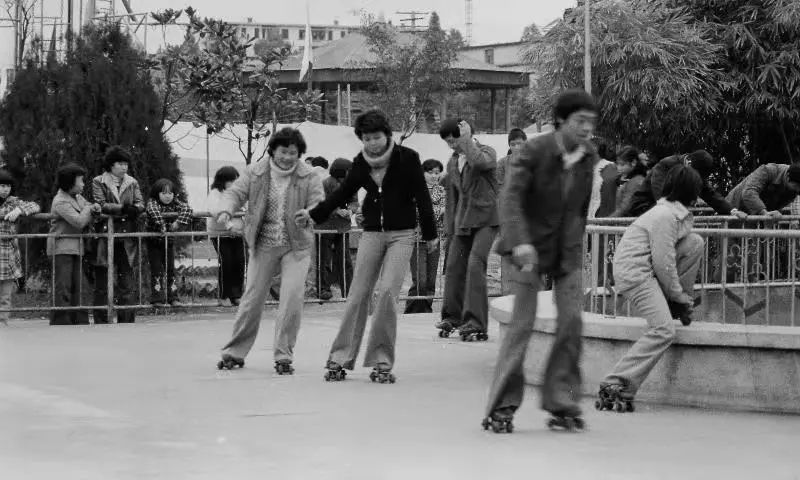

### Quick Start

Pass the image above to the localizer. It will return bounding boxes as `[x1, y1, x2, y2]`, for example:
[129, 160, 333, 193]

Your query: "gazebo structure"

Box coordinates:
[277, 32, 529, 133]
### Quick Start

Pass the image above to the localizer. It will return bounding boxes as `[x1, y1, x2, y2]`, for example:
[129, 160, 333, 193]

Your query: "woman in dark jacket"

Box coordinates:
[91, 146, 145, 324]
[611, 146, 648, 218]
[295, 109, 438, 383]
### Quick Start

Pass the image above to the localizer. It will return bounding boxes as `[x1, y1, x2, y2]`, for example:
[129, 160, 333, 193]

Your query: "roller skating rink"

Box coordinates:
[1, 304, 798, 479]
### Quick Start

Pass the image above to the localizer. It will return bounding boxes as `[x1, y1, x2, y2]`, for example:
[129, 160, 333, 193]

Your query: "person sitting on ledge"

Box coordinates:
[597, 164, 704, 414]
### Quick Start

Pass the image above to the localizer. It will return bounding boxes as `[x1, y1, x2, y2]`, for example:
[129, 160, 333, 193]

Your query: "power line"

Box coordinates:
[396, 10, 429, 31]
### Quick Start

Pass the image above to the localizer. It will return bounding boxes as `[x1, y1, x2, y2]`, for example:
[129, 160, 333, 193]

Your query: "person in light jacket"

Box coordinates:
[48, 164, 101, 325]
[91, 146, 145, 324]
[597, 164, 704, 413]
[206, 167, 245, 306]
[211, 128, 324, 374]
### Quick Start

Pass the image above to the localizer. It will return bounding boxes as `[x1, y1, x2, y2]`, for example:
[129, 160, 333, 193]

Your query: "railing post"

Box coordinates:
[106, 217, 115, 323]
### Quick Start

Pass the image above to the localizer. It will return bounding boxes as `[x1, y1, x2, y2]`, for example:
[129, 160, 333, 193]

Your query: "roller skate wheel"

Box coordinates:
[626, 401, 635, 412]
[216, 360, 224, 370]
[481, 418, 490, 430]
[573, 418, 586, 430]
[594, 400, 602, 410]
[613, 402, 625, 413]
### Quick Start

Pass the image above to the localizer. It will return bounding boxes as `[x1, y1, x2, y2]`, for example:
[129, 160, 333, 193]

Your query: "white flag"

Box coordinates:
[299, 2, 313, 82]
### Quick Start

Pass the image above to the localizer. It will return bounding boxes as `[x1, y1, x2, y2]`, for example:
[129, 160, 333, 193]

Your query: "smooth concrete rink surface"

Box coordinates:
[1, 306, 799, 480]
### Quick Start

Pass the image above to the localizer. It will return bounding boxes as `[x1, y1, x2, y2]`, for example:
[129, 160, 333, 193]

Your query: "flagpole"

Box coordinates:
[305, 0, 312, 93]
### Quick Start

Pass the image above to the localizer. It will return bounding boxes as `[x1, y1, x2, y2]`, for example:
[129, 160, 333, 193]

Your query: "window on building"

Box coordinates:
[299, 28, 305, 40]
[484, 48, 495, 64]
[328, 30, 333, 40]
[341, 31, 346, 38]
[254, 28, 260, 39]
[282, 28, 289, 39]
[241, 27, 248, 39]
[312, 29, 325, 41]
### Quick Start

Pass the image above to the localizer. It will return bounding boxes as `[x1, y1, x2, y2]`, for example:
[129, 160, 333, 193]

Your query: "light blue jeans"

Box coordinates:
[221, 246, 311, 362]
[328, 230, 415, 370]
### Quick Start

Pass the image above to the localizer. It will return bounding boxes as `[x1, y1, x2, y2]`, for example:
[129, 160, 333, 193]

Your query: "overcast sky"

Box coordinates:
[125, 0, 578, 45]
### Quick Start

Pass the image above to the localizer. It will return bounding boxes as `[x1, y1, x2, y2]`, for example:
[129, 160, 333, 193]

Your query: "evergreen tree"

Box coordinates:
[0, 21, 184, 210]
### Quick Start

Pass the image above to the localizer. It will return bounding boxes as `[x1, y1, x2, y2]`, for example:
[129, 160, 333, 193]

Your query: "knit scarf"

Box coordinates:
[363, 141, 394, 187]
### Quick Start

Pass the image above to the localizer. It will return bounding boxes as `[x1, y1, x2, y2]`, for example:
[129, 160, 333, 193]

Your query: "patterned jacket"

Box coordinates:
[145, 198, 193, 233]
[0, 196, 41, 280]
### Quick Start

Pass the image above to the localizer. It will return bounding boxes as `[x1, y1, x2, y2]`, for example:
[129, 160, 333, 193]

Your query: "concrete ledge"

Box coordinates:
[491, 294, 800, 414]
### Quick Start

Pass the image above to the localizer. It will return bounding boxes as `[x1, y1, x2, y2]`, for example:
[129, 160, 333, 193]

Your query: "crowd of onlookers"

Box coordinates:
[0, 113, 799, 328]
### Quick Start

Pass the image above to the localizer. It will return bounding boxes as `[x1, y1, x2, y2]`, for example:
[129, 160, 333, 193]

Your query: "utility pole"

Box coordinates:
[396, 11, 429, 32]
[584, 0, 591, 94]
[67, 0, 73, 55]
[465, 0, 473, 45]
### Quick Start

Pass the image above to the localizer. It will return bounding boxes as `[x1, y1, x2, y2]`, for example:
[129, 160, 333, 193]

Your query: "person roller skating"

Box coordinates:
[597, 164, 704, 414]
[210, 128, 324, 375]
[482, 407, 514, 433]
[435, 319, 457, 338]
[274, 360, 294, 375]
[458, 323, 489, 342]
[368, 363, 396, 384]
[217, 353, 245, 370]
[437, 118, 499, 342]
[546, 411, 586, 432]
[482, 90, 599, 434]
[324, 361, 347, 381]
[596, 382, 635, 413]
[294, 110, 438, 384]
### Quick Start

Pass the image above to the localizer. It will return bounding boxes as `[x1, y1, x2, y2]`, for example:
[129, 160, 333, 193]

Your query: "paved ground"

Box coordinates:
[2, 305, 799, 480]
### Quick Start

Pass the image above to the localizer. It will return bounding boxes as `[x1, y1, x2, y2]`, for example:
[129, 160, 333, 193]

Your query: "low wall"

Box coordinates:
[491, 294, 800, 414]
[584, 284, 800, 327]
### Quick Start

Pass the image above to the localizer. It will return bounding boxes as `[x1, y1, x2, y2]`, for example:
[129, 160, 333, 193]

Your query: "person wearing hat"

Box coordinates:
[627, 150, 747, 219]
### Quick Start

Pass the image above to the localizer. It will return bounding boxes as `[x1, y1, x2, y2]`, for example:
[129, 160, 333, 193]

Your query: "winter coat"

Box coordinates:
[211, 159, 324, 251]
[496, 132, 595, 276]
[91, 172, 145, 267]
[48, 189, 94, 256]
[0, 196, 40, 280]
[613, 198, 695, 304]
[726, 163, 799, 214]
[445, 140, 499, 236]
[310, 143, 437, 240]
[628, 155, 732, 216]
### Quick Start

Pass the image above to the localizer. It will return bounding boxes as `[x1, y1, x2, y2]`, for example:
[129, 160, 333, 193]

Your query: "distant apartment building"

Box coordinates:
[227, 18, 360, 55]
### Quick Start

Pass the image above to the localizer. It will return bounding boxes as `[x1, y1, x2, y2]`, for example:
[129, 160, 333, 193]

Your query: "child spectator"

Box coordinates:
[206, 167, 245, 306]
[496, 128, 527, 185]
[48, 164, 100, 325]
[611, 146, 648, 217]
[0, 169, 40, 325]
[145, 178, 193, 306]
[405, 158, 446, 314]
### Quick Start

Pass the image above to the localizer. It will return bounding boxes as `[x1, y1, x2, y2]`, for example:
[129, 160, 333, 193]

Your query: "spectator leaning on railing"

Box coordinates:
[0, 169, 40, 326]
[627, 150, 747, 220]
[206, 166, 245, 306]
[48, 163, 101, 326]
[145, 178, 193, 307]
[91, 146, 145, 324]
[726, 163, 800, 219]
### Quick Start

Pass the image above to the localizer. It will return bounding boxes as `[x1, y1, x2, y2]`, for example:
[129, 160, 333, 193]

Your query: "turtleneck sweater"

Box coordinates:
[257, 159, 297, 249]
